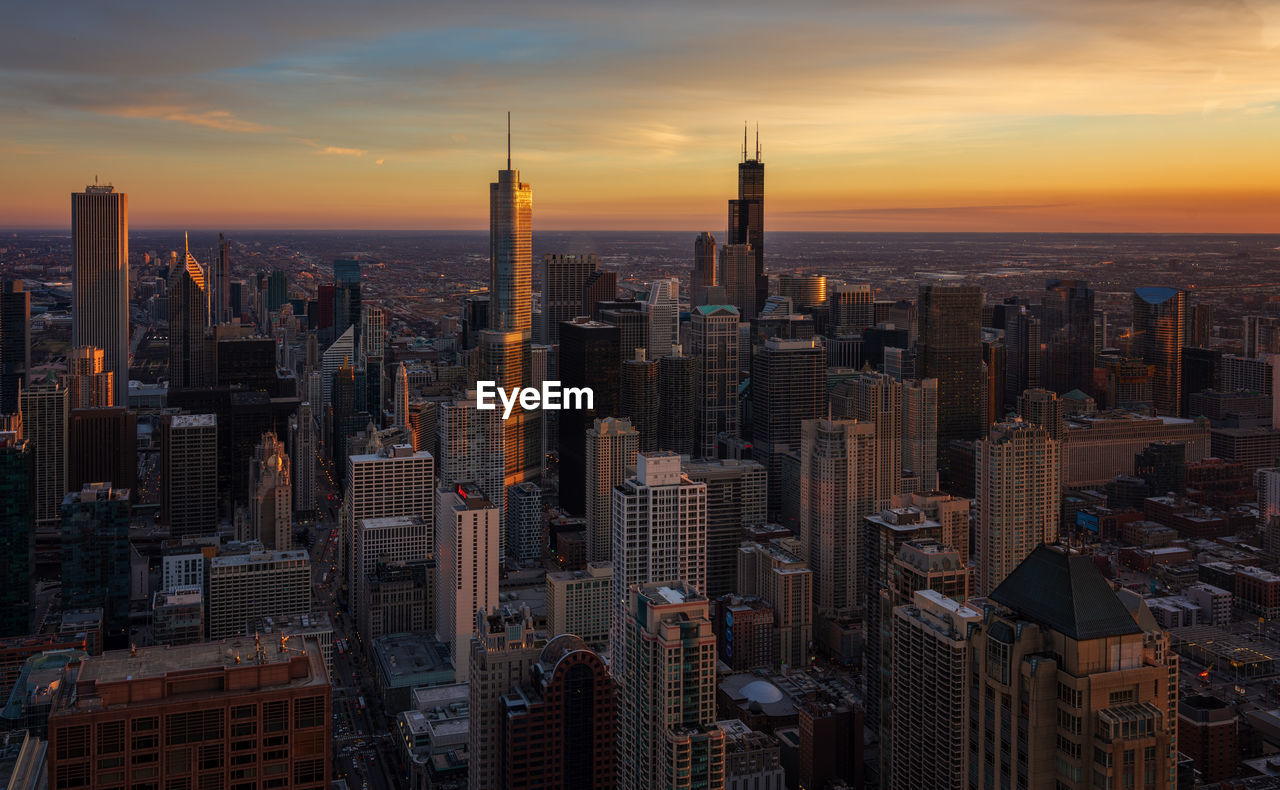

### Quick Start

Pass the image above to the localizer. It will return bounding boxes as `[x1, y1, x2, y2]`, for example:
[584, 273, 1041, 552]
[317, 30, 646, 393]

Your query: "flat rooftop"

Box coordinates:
[79, 635, 320, 684]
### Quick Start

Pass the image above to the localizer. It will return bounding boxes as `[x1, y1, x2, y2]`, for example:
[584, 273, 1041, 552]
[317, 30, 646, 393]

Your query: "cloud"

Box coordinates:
[317, 145, 367, 156]
[375, 158, 385, 165]
[111, 105, 276, 133]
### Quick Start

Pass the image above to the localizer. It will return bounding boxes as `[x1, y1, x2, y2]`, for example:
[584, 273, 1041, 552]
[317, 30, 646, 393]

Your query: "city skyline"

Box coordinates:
[4, 2, 1280, 231]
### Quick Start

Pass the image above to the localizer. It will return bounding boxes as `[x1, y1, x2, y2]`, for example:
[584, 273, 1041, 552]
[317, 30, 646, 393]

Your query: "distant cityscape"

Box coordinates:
[4, 132, 1280, 790]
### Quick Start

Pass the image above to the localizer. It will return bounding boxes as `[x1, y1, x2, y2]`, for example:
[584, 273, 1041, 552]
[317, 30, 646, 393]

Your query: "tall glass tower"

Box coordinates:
[72, 184, 130, 407]
[728, 127, 765, 316]
[1132, 286, 1187, 417]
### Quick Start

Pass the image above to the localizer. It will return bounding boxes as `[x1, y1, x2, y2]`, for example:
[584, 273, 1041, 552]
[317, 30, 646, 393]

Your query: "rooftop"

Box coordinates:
[989, 545, 1142, 640]
[170, 413, 216, 428]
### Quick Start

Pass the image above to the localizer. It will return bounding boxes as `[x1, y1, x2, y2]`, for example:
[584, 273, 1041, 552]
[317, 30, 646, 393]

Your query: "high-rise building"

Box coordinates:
[289, 402, 317, 514]
[505, 481, 541, 563]
[657, 348, 697, 456]
[1043, 279, 1095, 395]
[799, 418, 877, 617]
[538, 253, 598, 345]
[1133, 286, 1188, 416]
[557, 319, 620, 514]
[584, 417, 638, 564]
[352, 515, 430, 632]
[249, 432, 291, 550]
[778, 274, 827, 312]
[68, 407, 137, 496]
[840, 370, 902, 509]
[212, 232, 232, 324]
[67, 345, 113, 408]
[618, 582, 725, 790]
[736, 541, 814, 669]
[436, 483, 500, 680]
[161, 413, 218, 537]
[829, 283, 874, 332]
[691, 232, 717, 308]
[683, 458, 766, 599]
[646, 278, 680, 360]
[599, 306, 648, 363]
[692, 304, 741, 458]
[901, 378, 939, 493]
[719, 243, 758, 320]
[469, 606, 546, 790]
[343, 444, 434, 590]
[1003, 304, 1041, 403]
[620, 349, 659, 451]
[333, 258, 363, 344]
[545, 563, 612, 650]
[437, 394, 506, 529]
[502, 635, 617, 789]
[975, 420, 1060, 595]
[0, 434, 32, 637]
[169, 237, 210, 389]
[61, 483, 130, 649]
[728, 131, 765, 317]
[0, 280, 30, 415]
[47, 635, 331, 790]
[970, 545, 1177, 790]
[610, 452, 707, 679]
[1017, 387, 1065, 441]
[21, 381, 68, 526]
[888, 589, 980, 790]
[266, 269, 288, 314]
[752, 337, 824, 516]
[207, 546, 310, 639]
[72, 184, 130, 406]
[479, 328, 540, 490]
[393, 362, 409, 432]
[582, 269, 618, 318]
[917, 283, 983, 477]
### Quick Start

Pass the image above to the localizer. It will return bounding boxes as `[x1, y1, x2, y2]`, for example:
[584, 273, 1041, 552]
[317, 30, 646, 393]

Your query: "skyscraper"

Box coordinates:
[213, 232, 232, 325]
[1133, 286, 1188, 416]
[469, 606, 546, 790]
[719, 244, 757, 320]
[67, 345, 113, 408]
[1003, 303, 1040, 404]
[829, 283, 874, 332]
[68, 406, 137, 496]
[1043, 279, 1095, 395]
[691, 232, 717, 308]
[646, 278, 680, 360]
[392, 362, 409, 432]
[61, 482, 131, 649]
[620, 349, 658, 451]
[505, 481, 541, 563]
[1017, 387, 1065, 441]
[0, 434, 33, 637]
[436, 483, 500, 679]
[20, 381, 68, 526]
[752, 337, 824, 516]
[333, 258, 363, 344]
[691, 304, 741, 458]
[901, 378, 939, 494]
[975, 420, 1060, 595]
[778, 274, 828, 312]
[437, 394, 506, 521]
[618, 582, 725, 790]
[249, 432, 292, 550]
[207, 546, 310, 639]
[610, 452, 707, 679]
[728, 128, 765, 317]
[657, 348, 697, 456]
[916, 283, 983, 477]
[557, 318, 620, 515]
[161, 413, 218, 537]
[683, 457, 766, 599]
[342, 444, 434, 594]
[0, 280, 30, 415]
[266, 269, 288, 314]
[799, 418, 877, 616]
[584, 417, 638, 564]
[72, 184, 130, 407]
[289, 402, 317, 514]
[168, 236, 210, 389]
[538, 253, 598, 345]
[842, 370, 903, 509]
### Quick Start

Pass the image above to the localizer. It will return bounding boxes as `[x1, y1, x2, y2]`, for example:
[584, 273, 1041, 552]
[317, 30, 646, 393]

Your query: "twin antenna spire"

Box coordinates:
[507, 111, 511, 170]
[742, 121, 761, 162]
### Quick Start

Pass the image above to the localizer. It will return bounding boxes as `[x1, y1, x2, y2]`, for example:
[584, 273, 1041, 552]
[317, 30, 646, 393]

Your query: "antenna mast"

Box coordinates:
[742, 122, 748, 162]
[507, 111, 511, 170]
[755, 123, 760, 161]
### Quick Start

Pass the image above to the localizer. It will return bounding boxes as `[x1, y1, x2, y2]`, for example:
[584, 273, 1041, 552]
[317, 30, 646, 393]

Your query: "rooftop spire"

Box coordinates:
[755, 123, 760, 161]
[183, 230, 189, 257]
[742, 121, 748, 162]
[507, 111, 511, 170]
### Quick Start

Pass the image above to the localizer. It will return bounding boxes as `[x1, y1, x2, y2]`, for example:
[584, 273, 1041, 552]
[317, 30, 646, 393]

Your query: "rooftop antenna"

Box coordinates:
[742, 122, 748, 162]
[183, 231, 189, 258]
[755, 123, 760, 161]
[507, 111, 511, 170]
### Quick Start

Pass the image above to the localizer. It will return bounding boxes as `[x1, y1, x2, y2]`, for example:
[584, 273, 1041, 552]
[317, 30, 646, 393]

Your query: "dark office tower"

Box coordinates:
[620, 349, 659, 452]
[317, 283, 335, 331]
[61, 483, 130, 649]
[657, 349, 697, 456]
[778, 275, 828, 312]
[917, 283, 983, 479]
[1003, 305, 1041, 405]
[1189, 302, 1214, 348]
[599, 308, 649, 363]
[1182, 347, 1222, 415]
[752, 337, 824, 517]
[1136, 441, 1186, 497]
[68, 408, 138, 495]
[1017, 388, 1065, 441]
[829, 283, 875, 332]
[692, 304, 741, 458]
[215, 337, 278, 392]
[266, 269, 288, 314]
[982, 333, 1007, 426]
[331, 358, 355, 475]
[503, 636, 617, 789]
[72, 185, 130, 407]
[161, 414, 218, 537]
[213, 232, 232, 325]
[461, 294, 490, 350]
[719, 243, 758, 320]
[1133, 287, 1188, 416]
[728, 128, 766, 316]
[538, 253, 598, 345]
[557, 319, 620, 514]
[0, 281, 30, 415]
[229, 280, 245, 320]
[21, 381, 68, 527]
[0, 435, 32, 637]
[684, 457, 766, 598]
[581, 269, 618, 319]
[168, 241, 210, 389]
[691, 232, 717, 308]
[333, 258, 363, 344]
[1042, 279, 1095, 395]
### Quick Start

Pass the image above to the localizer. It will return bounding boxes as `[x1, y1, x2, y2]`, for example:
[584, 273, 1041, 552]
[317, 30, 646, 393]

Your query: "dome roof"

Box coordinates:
[740, 679, 783, 705]
[540, 634, 591, 668]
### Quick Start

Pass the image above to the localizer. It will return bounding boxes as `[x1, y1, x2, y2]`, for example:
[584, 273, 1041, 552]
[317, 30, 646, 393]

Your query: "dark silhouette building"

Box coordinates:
[1133, 287, 1187, 416]
[620, 350, 658, 452]
[0, 280, 30, 415]
[0, 435, 32, 637]
[657, 349, 697, 457]
[61, 483, 130, 650]
[917, 283, 983, 480]
[1042, 279, 1095, 395]
[751, 337, 824, 517]
[68, 407, 138, 496]
[557, 319, 620, 514]
[728, 130, 766, 317]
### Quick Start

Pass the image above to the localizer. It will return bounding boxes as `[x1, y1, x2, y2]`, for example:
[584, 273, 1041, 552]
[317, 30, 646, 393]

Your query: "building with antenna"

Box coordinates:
[728, 125, 765, 318]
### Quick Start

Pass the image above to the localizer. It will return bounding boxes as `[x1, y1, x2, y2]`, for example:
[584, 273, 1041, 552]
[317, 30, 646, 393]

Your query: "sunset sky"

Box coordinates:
[4, 1, 1280, 231]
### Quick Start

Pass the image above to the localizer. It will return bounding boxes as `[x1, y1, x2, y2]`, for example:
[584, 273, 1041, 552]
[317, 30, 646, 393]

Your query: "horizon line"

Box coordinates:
[6, 226, 1280, 236]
